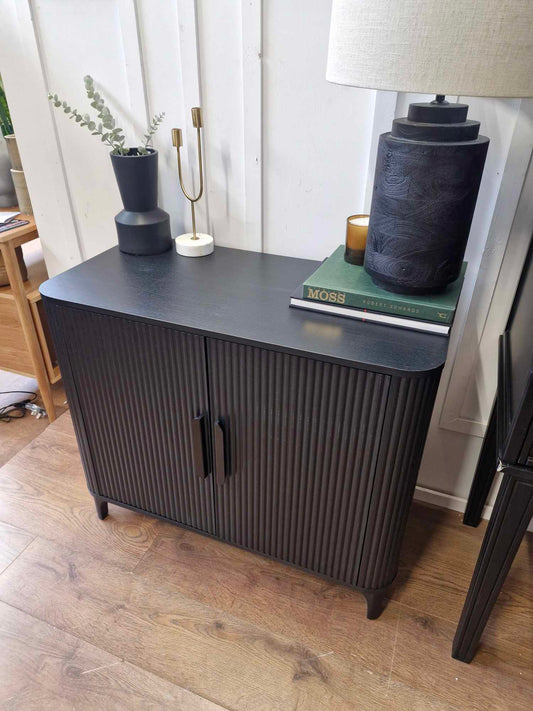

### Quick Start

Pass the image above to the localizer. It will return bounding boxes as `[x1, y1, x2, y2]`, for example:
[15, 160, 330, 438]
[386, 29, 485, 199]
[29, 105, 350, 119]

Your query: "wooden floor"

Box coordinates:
[0, 375, 67, 467]
[0, 412, 531, 710]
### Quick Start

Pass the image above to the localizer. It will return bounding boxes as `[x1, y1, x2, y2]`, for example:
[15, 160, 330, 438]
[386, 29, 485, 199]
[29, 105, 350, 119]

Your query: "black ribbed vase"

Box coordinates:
[364, 101, 489, 294]
[110, 149, 172, 256]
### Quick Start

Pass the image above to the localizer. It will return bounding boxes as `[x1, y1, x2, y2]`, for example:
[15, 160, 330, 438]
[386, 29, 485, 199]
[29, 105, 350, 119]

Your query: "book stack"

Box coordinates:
[0, 212, 29, 234]
[290, 245, 466, 336]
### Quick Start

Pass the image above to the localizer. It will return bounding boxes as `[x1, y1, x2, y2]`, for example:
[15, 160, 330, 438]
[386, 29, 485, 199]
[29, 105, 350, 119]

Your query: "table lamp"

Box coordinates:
[327, 0, 533, 294]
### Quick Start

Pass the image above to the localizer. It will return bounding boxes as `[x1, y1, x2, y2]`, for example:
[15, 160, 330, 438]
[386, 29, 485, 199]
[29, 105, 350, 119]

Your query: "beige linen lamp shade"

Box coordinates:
[327, 0, 533, 98]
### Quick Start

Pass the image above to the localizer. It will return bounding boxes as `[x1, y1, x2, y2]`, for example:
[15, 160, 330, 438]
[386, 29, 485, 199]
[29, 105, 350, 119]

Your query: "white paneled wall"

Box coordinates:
[263, 0, 374, 259]
[33, 0, 134, 261]
[1, 0, 532, 511]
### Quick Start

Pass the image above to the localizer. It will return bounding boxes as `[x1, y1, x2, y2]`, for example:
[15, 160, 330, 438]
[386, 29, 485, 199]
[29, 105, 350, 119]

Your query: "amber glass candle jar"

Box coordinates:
[344, 214, 369, 265]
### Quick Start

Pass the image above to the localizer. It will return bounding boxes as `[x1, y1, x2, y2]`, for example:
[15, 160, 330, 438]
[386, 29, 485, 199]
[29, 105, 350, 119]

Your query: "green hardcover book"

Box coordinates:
[303, 246, 467, 325]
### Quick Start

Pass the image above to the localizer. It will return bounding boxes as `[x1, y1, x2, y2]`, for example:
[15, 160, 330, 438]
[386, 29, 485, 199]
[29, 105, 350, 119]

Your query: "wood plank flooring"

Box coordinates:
[0, 412, 531, 710]
[0, 374, 67, 467]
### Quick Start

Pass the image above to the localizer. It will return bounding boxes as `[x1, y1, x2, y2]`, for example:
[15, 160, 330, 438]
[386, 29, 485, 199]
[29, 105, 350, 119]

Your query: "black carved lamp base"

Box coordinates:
[364, 99, 489, 295]
[369, 272, 449, 296]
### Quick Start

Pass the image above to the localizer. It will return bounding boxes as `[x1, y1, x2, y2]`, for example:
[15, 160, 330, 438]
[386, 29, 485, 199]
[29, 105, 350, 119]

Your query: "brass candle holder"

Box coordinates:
[172, 107, 214, 257]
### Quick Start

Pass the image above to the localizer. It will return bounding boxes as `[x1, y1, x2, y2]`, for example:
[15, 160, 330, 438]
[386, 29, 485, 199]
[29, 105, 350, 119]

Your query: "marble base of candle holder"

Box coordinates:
[175, 233, 214, 257]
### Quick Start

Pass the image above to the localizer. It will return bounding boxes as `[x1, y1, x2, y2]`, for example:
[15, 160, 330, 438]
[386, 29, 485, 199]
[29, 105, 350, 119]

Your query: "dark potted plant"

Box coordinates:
[49, 76, 171, 256]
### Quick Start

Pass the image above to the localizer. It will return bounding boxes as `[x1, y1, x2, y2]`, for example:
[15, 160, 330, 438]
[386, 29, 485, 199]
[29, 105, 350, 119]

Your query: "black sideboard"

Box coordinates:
[41, 246, 448, 618]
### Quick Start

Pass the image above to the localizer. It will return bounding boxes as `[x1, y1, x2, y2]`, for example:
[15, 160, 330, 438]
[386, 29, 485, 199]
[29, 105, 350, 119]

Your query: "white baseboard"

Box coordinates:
[414, 486, 533, 533]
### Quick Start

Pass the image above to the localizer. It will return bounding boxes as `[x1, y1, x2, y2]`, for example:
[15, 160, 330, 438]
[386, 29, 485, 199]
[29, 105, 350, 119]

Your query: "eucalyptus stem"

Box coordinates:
[48, 75, 164, 155]
[143, 112, 165, 152]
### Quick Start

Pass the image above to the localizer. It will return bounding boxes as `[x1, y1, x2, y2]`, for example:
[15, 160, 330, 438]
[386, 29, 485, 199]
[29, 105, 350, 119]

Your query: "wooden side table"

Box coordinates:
[0, 211, 60, 420]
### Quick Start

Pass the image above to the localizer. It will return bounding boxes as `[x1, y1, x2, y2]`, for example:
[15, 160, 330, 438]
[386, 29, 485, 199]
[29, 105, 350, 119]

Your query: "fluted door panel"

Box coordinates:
[356, 374, 440, 589]
[53, 305, 215, 534]
[207, 338, 391, 585]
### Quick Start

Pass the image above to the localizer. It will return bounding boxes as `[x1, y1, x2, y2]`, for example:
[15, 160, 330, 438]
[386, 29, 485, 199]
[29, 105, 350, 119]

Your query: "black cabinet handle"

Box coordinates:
[192, 415, 207, 479]
[214, 419, 226, 485]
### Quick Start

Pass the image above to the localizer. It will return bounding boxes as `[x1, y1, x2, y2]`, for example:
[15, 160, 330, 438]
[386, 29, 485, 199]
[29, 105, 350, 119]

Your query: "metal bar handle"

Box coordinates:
[214, 419, 226, 485]
[191, 414, 208, 479]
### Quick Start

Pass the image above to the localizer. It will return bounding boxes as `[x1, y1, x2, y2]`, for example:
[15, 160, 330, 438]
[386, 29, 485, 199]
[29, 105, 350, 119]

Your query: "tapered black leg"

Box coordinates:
[453, 471, 533, 663]
[463, 397, 498, 527]
[362, 588, 387, 619]
[93, 496, 109, 520]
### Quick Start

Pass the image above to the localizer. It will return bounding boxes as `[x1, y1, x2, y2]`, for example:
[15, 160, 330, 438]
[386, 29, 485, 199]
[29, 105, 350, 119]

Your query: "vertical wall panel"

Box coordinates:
[30, 0, 134, 261]
[175, 0, 209, 235]
[262, 0, 374, 260]
[53, 305, 215, 534]
[196, 0, 247, 247]
[136, 0, 187, 236]
[241, 0, 263, 251]
[440, 101, 533, 434]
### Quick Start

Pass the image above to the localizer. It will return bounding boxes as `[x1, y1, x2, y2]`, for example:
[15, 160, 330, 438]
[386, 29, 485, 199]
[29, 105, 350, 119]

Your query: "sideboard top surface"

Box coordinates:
[40, 245, 448, 376]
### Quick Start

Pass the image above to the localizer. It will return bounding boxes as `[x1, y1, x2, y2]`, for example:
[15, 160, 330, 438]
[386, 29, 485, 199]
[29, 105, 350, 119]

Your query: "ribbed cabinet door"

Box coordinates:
[54, 305, 215, 534]
[356, 373, 440, 590]
[207, 338, 390, 585]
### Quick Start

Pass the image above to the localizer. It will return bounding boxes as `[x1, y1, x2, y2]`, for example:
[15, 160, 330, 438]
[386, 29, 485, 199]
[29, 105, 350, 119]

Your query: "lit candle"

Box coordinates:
[344, 214, 369, 266]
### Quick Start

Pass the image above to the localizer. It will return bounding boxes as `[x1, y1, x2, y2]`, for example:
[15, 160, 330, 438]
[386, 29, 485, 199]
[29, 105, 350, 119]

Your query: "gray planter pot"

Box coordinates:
[11, 168, 33, 214]
[3, 135, 33, 214]
[4, 134, 22, 170]
[0, 136, 16, 207]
